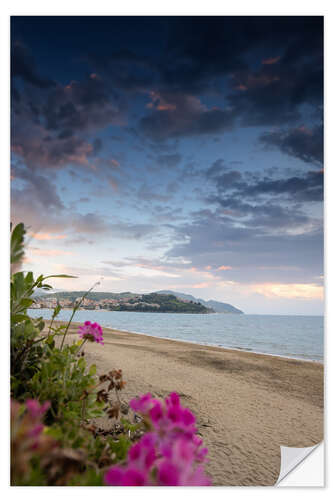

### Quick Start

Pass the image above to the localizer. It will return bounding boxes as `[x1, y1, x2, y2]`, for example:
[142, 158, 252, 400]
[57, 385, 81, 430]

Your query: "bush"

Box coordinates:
[10, 223, 134, 485]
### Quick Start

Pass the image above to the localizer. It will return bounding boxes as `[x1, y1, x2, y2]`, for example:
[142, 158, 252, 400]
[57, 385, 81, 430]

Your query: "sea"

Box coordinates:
[28, 308, 324, 363]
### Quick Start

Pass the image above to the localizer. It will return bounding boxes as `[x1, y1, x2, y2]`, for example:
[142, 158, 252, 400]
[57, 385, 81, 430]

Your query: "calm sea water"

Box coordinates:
[28, 309, 323, 362]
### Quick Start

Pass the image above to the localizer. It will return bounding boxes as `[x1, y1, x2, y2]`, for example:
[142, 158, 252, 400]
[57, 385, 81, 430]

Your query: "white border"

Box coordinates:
[1, 2, 331, 498]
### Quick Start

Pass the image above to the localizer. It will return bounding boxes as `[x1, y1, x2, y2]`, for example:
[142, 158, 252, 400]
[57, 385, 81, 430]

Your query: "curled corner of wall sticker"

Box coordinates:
[276, 441, 324, 487]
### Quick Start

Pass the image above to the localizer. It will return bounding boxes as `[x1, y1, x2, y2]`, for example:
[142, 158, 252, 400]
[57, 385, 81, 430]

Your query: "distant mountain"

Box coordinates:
[34, 290, 243, 314]
[156, 290, 244, 314]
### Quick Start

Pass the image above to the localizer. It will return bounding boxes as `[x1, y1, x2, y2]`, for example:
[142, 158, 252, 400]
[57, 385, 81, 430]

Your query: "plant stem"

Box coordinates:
[76, 338, 88, 355]
[48, 312, 56, 338]
[59, 283, 98, 351]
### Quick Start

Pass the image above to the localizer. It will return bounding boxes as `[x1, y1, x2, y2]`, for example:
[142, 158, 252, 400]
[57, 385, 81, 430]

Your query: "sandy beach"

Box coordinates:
[54, 321, 323, 486]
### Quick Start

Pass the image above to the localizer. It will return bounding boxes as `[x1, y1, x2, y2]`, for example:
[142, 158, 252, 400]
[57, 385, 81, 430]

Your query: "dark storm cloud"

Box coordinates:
[206, 156, 323, 206]
[12, 165, 64, 209]
[207, 196, 316, 229]
[11, 72, 125, 170]
[156, 153, 182, 168]
[206, 159, 228, 178]
[139, 92, 235, 141]
[153, 17, 323, 129]
[198, 160, 323, 272]
[42, 75, 123, 134]
[162, 17, 322, 95]
[259, 125, 323, 165]
[12, 118, 93, 169]
[227, 55, 323, 127]
[80, 17, 323, 140]
[91, 138, 103, 155]
[87, 48, 158, 93]
[11, 41, 56, 89]
[167, 210, 323, 284]
[250, 171, 323, 202]
[11, 17, 323, 154]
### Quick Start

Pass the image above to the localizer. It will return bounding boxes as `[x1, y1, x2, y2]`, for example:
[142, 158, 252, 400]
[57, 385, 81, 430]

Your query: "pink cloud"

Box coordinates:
[192, 282, 210, 289]
[146, 91, 177, 111]
[109, 178, 118, 191]
[31, 232, 67, 241]
[235, 84, 248, 91]
[233, 72, 280, 92]
[30, 248, 74, 257]
[262, 56, 281, 65]
[297, 125, 313, 136]
[251, 282, 323, 300]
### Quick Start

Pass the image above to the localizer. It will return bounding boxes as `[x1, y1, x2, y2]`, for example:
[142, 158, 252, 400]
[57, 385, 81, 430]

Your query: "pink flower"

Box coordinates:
[104, 467, 147, 486]
[129, 392, 153, 413]
[149, 401, 164, 424]
[26, 399, 50, 419]
[167, 392, 180, 407]
[104, 466, 125, 486]
[104, 392, 211, 486]
[157, 460, 180, 485]
[78, 321, 104, 345]
[121, 469, 147, 486]
[28, 424, 44, 438]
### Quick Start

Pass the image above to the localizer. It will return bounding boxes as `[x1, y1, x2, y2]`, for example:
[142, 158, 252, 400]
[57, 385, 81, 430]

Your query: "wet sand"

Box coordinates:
[53, 321, 324, 486]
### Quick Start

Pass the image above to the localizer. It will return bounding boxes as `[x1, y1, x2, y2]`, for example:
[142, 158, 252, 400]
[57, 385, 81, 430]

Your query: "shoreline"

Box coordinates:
[48, 320, 323, 486]
[100, 325, 323, 364]
[31, 310, 323, 363]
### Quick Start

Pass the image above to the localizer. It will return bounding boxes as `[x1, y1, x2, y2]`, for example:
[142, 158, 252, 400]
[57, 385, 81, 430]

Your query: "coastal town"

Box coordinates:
[31, 294, 146, 310]
[31, 292, 213, 314]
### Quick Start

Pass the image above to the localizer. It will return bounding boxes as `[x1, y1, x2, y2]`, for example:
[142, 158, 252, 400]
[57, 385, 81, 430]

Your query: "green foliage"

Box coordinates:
[10, 224, 76, 400]
[26, 344, 100, 420]
[10, 222, 135, 486]
[10, 316, 46, 398]
[10, 222, 26, 266]
[68, 468, 104, 486]
[117, 292, 212, 313]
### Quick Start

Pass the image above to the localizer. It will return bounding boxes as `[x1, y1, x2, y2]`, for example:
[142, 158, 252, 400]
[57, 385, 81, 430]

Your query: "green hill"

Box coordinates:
[156, 290, 243, 314]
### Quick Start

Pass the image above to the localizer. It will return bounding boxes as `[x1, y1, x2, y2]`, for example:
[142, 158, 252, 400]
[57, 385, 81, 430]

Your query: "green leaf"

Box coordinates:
[24, 271, 34, 288]
[69, 344, 78, 354]
[88, 364, 97, 376]
[11, 313, 29, 323]
[35, 319, 45, 332]
[78, 357, 86, 370]
[52, 302, 62, 318]
[11, 272, 25, 299]
[19, 298, 34, 309]
[10, 223, 26, 265]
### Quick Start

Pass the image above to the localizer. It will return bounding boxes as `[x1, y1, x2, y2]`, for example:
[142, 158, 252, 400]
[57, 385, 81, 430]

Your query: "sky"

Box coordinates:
[10, 16, 324, 315]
